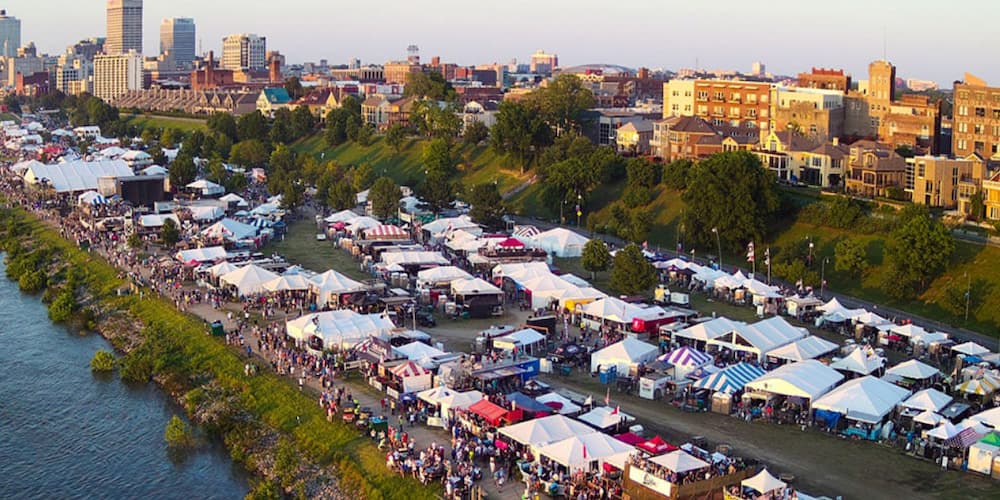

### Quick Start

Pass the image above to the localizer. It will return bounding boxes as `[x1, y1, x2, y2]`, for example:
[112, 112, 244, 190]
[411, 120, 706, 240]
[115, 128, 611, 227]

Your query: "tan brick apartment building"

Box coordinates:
[663, 79, 772, 131]
[798, 68, 852, 91]
[908, 155, 987, 210]
[952, 73, 1000, 158]
[843, 60, 941, 154]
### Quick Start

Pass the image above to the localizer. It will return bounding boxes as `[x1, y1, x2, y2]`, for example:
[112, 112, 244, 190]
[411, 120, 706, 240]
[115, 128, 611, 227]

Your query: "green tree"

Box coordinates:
[610, 243, 656, 295]
[423, 138, 457, 175]
[527, 74, 595, 134]
[90, 350, 116, 372]
[968, 190, 985, 221]
[164, 415, 194, 448]
[354, 123, 375, 146]
[881, 211, 954, 298]
[284, 77, 305, 100]
[280, 181, 304, 212]
[682, 151, 779, 252]
[467, 182, 505, 228]
[368, 177, 401, 220]
[328, 179, 356, 210]
[127, 232, 142, 250]
[207, 112, 239, 142]
[625, 157, 659, 189]
[662, 159, 692, 190]
[168, 154, 197, 188]
[404, 71, 454, 101]
[463, 120, 489, 146]
[205, 156, 227, 185]
[269, 108, 293, 144]
[421, 168, 455, 215]
[581, 239, 611, 279]
[183, 130, 205, 158]
[621, 208, 653, 243]
[160, 218, 180, 247]
[384, 123, 408, 153]
[290, 105, 317, 138]
[268, 143, 297, 174]
[160, 128, 180, 149]
[272, 437, 298, 489]
[237, 111, 269, 142]
[834, 238, 869, 277]
[490, 100, 553, 171]
[352, 163, 376, 193]
[773, 260, 820, 289]
[48, 289, 77, 322]
[229, 139, 269, 168]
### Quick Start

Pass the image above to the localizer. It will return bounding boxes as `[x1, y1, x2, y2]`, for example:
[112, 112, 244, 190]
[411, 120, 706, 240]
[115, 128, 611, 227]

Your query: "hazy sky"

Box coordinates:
[8, 0, 999, 86]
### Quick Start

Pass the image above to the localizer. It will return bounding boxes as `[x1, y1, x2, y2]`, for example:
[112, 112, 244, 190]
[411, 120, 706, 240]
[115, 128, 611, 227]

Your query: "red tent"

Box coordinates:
[468, 399, 511, 426]
[497, 237, 525, 248]
[614, 432, 645, 446]
[637, 435, 676, 455]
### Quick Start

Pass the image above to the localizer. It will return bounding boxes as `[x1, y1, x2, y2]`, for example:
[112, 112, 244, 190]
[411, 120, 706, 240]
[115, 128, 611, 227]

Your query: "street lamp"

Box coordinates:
[711, 227, 722, 270]
[808, 237, 815, 266]
[576, 193, 582, 227]
[820, 257, 829, 298]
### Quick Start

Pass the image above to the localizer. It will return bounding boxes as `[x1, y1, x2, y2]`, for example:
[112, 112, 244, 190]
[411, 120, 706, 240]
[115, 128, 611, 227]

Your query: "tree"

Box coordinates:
[421, 168, 455, 215]
[160, 128, 181, 149]
[48, 288, 77, 322]
[168, 154, 197, 188]
[621, 208, 653, 243]
[328, 179, 356, 210]
[527, 74, 595, 134]
[403, 71, 453, 101]
[625, 157, 659, 189]
[127, 232, 142, 250]
[662, 159, 693, 190]
[834, 238, 868, 277]
[463, 121, 489, 146]
[354, 123, 375, 146]
[280, 181, 304, 212]
[147, 145, 167, 166]
[164, 415, 194, 449]
[229, 139, 269, 168]
[968, 190, 985, 221]
[268, 143, 297, 174]
[284, 77, 305, 100]
[90, 350, 116, 372]
[610, 243, 656, 295]
[160, 218, 180, 247]
[581, 239, 611, 280]
[269, 108, 293, 144]
[206, 156, 227, 185]
[881, 211, 954, 298]
[423, 138, 457, 175]
[207, 112, 239, 143]
[385, 123, 408, 153]
[467, 182, 505, 228]
[773, 260, 820, 289]
[237, 111, 269, 142]
[369, 177, 401, 220]
[490, 100, 552, 170]
[290, 105, 317, 138]
[352, 163, 376, 192]
[681, 151, 779, 252]
[183, 130, 205, 158]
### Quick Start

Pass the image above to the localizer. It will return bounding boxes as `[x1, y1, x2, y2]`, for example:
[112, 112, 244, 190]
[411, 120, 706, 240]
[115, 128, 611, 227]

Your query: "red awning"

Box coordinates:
[497, 237, 525, 248]
[637, 435, 676, 455]
[614, 432, 645, 446]
[468, 399, 509, 425]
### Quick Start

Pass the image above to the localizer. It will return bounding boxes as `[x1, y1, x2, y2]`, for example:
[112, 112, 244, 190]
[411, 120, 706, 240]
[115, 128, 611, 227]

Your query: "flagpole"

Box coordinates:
[752, 241, 756, 276]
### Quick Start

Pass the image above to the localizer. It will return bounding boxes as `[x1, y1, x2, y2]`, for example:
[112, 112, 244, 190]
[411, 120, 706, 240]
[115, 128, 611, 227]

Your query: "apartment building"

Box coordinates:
[663, 78, 772, 131]
[844, 60, 941, 154]
[222, 34, 266, 71]
[93, 51, 143, 102]
[772, 87, 845, 142]
[383, 61, 421, 84]
[983, 171, 1000, 221]
[797, 68, 851, 91]
[844, 140, 906, 198]
[952, 73, 1000, 158]
[909, 155, 987, 211]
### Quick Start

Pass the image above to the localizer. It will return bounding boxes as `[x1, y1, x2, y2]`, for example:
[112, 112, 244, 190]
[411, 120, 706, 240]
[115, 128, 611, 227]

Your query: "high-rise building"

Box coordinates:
[93, 51, 143, 102]
[0, 9, 21, 58]
[222, 33, 266, 70]
[106, 0, 143, 55]
[160, 18, 195, 69]
[953, 73, 1000, 158]
[529, 50, 558, 74]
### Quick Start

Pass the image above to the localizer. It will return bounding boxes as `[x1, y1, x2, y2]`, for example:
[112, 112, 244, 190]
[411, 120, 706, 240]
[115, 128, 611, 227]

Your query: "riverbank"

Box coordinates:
[0, 204, 437, 500]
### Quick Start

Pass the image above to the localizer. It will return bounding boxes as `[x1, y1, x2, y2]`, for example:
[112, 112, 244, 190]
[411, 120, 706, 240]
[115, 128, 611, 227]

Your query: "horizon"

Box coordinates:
[7, 0, 1000, 87]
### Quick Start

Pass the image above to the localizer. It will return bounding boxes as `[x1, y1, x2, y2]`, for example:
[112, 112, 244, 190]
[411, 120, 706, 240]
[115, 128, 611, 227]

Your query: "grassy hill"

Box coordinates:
[124, 113, 207, 133]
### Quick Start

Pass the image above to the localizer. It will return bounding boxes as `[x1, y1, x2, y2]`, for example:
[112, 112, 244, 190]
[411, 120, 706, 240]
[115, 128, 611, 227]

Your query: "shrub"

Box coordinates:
[164, 415, 194, 448]
[48, 289, 77, 322]
[90, 350, 116, 372]
[18, 269, 47, 293]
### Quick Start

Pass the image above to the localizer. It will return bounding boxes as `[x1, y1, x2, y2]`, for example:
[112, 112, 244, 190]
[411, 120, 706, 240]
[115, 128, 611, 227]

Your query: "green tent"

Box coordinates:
[979, 432, 1000, 447]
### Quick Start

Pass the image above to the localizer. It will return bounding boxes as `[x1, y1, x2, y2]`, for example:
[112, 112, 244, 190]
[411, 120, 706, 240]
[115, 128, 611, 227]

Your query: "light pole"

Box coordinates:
[820, 257, 829, 298]
[711, 227, 722, 270]
[576, 193, 582, 227]
[965, 272, 971, 323]
[808, 237, 815, 266]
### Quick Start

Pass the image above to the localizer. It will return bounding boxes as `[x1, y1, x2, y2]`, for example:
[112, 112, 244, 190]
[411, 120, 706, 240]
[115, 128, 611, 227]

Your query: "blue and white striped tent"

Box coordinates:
[661, 346, 712, 367]
[693, 362, 767, 394]
[248, 217, 273, 228]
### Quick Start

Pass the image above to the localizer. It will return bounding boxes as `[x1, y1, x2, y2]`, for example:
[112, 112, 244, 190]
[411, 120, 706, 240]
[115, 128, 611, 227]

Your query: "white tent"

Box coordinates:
[141, 165, 168, 176]
[498, 414, 596, 450]
[537, 433, 635, 472]
[766, 336, 839, 362]
[818, 298, 866, 323]
[206, 261, 241, 277]
[450, 277, 502, 297]
[77, 190, 108, 206]
[220, 264, 280, 296]
[493, 329, 546, 352]
[309, 270, 366, 307]
[417, 266, 471, 287]
[925, 421, 960, 440]
[953, 341, 991, 357]
[262, 274, 312, 292]
[175, 246, 227, 263]
[577, 406, 635, 430]
[201, 218, 257, 242]
[581, 297, 651, 326]
[590, 338, 658, 373]
[286, 310, 396, 350]
[188, 205, 225, 222]
[900, 388, 952, 413]
[186, 179, 225, 196]
[381, 251, 449, 267]
[742, 469, 786, 495]
[890, 323, 928, 339]
[417, 387, 484, 417]
[812, 375, 910, 423]
[536, 392, 583, 415]
[422, 215, 480, 238]
[394, 341, 447, 361]
[324, 209, 360, 223]
[853, 311, 891, 327]
[390, 361, 433, 393]
[530, 228, 590, 257]
[914, 410, 945, 426]
[345, 216, 381, 232]
[492, 261, 550, 281]
[251, 202, 281, 216]
[830, 346, 884, 376]
[745, 360, 844, 402]
[22, 160, 133, 193]
[708, 316, 806, 362]
[969, 407, 1000, 429]
[649, 450, 709, 474]
[673, 317, 745, 343]
[219, 193, 249, 207]
[885, 359, 940, 381]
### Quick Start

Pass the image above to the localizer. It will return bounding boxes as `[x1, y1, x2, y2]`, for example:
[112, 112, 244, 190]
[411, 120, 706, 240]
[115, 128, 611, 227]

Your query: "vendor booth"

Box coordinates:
[417, 266, 472, 289]
[900, 388, 953, 413]
[498, 414, 596, 452]
[744, 360, 844, 410]
[884, 359, 941, 386]
[286, 309, 396, 351]
[590, 338, 659, 374]
[389, 361, 433, 394]
[417, 387, 484, 423]
[493, 328, 547, 357]
[660, 346, 713, 379]
[220, 264, 280, 296]
[309, 269, 366, 307]
[707, 317, 806, 363]
[537, 432, 635, 473]
[577, 406, 635, 432]
[812, 375, 909, 437]
[450, 277, 503, 318]
[536, 392, 583, 416]
[765, 336, 839, 365]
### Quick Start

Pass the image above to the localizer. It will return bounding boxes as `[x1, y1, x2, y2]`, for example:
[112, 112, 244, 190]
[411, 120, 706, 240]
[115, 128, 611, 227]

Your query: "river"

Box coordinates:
[0, 258, 249, 499]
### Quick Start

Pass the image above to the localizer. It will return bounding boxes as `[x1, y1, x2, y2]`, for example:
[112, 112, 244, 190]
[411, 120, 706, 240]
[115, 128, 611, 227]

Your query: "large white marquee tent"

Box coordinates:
[286, 310, 396, 349]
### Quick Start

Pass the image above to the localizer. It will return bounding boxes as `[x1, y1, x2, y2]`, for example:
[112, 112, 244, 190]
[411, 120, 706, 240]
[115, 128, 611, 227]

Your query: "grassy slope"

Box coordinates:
[125, 114, 207, 133]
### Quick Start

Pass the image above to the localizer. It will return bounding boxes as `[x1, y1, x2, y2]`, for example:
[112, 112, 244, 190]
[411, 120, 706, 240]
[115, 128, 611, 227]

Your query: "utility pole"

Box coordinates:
[965, 272, 971, 323]
[821, 257, 829, 299]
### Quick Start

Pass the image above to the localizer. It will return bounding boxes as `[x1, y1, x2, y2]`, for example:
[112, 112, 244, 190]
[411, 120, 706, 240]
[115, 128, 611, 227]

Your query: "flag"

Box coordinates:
[764, 247, 771, 267]
[604, 387, 610, 406]
[642, 240, 648, 250]
[746, 242, 755, 263]
[582, 444, 588, 459]
[611, 405, 620, 415]
[945, 426, 980, 448]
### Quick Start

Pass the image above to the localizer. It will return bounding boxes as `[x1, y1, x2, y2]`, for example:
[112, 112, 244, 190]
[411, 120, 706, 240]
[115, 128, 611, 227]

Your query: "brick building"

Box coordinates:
[952, 73, 1000, 158]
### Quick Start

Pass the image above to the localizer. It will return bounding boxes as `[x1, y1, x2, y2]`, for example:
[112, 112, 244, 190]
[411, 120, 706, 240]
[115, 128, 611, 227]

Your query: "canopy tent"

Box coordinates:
[324, 209, 360, 223]
[393, 341, 447, 364]
[536, 393, 583, 415]
[742, 469, 787, 495]
[885, 359, 940, 382]
[219, 192, 249, 206]
[745, 360, 844, 402]
[421, 215, 480, 238]
[707, 317, 806, 362]
[381, 251, 449, 268]
[286, 310, 396, 350]
[309, 270, 366, 306]
[220, 264, 280, 296]
[590, 338, 659, 373]
[830, 347, 884, 376]
[953, 341, 991, 357]
[969, 407, 1000, 429]
[926, 421, 960, 440]
[673, 317, 745, 343]
[186, 179, 225, 196]
[577, 406, 635, 430]
[580, 297, 663, 327]
[506, 391, 554, 414]
[187, 205, 225, 222]
[206, 261, 240, 278]
[853, 311, 891, 328]
[492, 261, 550, 281]
[529, 228, 590, 257]
[498, 414, 596, 450]
[766, 336, 839, 363]
[417, 387, 484, 417]
[649, 450, 709, 474]
[390, 361, 433, 393]
[900, 388, 953, 413]
[744, 279, 782, 300]
[636, 436, 677, 456]
[890, 323, 929, 339]
[201, 218, 258, 242]
[262, 274, 312, 292]
[912, 331, 950, 346]
[693, 362, 767, 394]
[77, 190, 108, 206]
[956, 376, 1000, 396]
[812, 376, 910, 424]
[22, 160, 133, 193]
[512, 225, 542, 239]
[493, 329, 547, 352]
[818, 298, 866, 323]
[417, 266, 472, 287]
[175, 246, 227, 263]
[450, 277, 502, 297]
[364, 224, 409, 240]
[914, 410, 945, 426]
[345, 216, 381, 232]
[537, 433, 635, 473]
[662, 346, 713, 368]
[691, 267, 730, 289]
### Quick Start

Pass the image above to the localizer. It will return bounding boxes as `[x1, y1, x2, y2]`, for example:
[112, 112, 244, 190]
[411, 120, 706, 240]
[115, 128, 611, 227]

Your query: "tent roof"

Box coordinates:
[956, 376, 1000, 396]
[663, 346, 712, 367]
[970, 407, 1000, 429]
[450, 277, 502, 296]
[390, 361, 431, 378]
[175, 246, 227, 263]
[745, 360, 844, 400]
[468, 399, 509, 424]
[325, 209, 360, 223]
[953, 341, 991, 356]
[538, 433, 634, 469]
[885, 359, 940, 381]
[812, 375, 910, 423]
[496, 328, 546, 347]
[709, 316, 806, 357]
[649, 450, 709, 473]
[381, 251, 449, 267]
[346, 216, 381, 231]
[206, 261, 240, 277]
[581, 297, 650, 324]
[891, 323, 928, 338]
[23, 160, 133, 192]
[829, 347, 883, 375]
[674, 317, 745, 342]
[926, 421, 960, 440]
[498, 414, 596, 448]
[365, 224, 408, 238]
[914, 410, 945, 426]
[286, 310, 396, 349]
[593, 338, 658, 364]
[577, 406, 635, 429]
[422, 215, 478, 235]
[506, 391, 553, 413]
[693, 362, 767, 394]
[637, 435, 677, 455]
[535, 393, 582, 415]
[901, 388, 952, 412]
[767, 336, 839, 362]
[742, 469, 786, 494]
[262, 274, 312, 292]
[202, 218, 257, 241]
[417, 266, 471, 284]
[394, 341, 447, 360]
[417, 387, 483, 409]
[531, 227, 589, 248]
[493, 261, 550, 281]
[220, 264, 280, 296]
[310, 269, 366, 294]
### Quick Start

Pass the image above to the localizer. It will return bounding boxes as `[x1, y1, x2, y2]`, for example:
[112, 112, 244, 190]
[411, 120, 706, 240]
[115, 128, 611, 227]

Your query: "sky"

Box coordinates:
[7, 0, 999, 87]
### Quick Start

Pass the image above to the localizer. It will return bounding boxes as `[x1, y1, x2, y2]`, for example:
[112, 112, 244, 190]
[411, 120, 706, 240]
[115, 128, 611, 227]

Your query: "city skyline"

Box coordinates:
[6, 0, 1000, 86]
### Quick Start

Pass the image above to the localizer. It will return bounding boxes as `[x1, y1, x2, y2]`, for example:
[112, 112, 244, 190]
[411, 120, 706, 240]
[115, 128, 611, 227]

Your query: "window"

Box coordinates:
[747, 94, 757, 104]
[714, 106, 724, 116]
[684, 91, 692, 97]
[684, 105, 692, 112]
[975, 124, 985, 135]
[730, 107, 740, 117]
[993, 109, 1000, 119]
[697, 91, 708, 101]
[746, 109, 757, 118]
[697, 105, 708, 114]
[672, 104, 680, 112]
[714, 92, 725, 101]
[812, 157, 822, 167]
[672, 90, 680, 97]
[958, 139, 967, 150]
[975, 141, 985, 152]
[809, 125, 817, 135]
[958, 122, 968, 133]
[731, 92, 741, 102]
[917, 163, 925, 177]
[958, 106, 969, 116]
[958, 90, 969, 100]
[976, 107, 986, 117]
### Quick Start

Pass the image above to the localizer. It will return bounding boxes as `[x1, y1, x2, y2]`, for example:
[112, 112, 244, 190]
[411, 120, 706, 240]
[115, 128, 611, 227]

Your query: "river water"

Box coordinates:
[0, 259, 249, 499]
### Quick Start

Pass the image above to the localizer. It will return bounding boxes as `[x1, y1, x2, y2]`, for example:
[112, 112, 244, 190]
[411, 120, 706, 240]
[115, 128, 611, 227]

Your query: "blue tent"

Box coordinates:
[505, 391, 552, 413]
[693, 362, 767, 394]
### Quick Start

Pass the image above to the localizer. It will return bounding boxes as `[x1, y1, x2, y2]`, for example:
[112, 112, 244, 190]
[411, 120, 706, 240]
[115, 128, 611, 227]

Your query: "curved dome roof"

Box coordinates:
[559, 64, 636, 76]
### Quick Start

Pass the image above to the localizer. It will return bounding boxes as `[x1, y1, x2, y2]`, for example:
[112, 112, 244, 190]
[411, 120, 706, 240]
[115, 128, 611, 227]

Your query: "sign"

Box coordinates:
[427, 416, 444, 428]
[386, 387, 400, 399]
[628, 466, 673, 496]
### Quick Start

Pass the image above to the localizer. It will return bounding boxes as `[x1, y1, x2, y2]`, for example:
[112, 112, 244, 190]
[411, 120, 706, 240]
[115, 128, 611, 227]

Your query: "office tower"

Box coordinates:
[93, 51, 143, 102]
[160, 18, 195, 69]
[106, 0, 143, 55]
[222, 33, 266, 70]
[0, 9, 21, 58]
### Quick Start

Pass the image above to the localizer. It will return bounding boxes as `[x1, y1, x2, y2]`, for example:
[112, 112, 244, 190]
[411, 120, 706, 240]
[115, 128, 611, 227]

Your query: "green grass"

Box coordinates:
[125, 113, 207, 133]
[260, 218, 370, 281]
